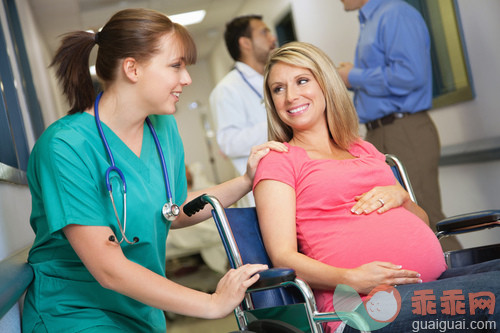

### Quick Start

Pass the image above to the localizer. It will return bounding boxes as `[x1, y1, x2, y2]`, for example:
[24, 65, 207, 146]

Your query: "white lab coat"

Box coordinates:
[209, 61, 268, 177]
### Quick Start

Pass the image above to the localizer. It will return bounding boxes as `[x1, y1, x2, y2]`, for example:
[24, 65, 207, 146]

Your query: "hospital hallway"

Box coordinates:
[1, 0, 500, 331]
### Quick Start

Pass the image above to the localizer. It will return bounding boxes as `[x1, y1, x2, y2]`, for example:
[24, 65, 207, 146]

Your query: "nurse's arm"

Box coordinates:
[171, 141, 288, 229]
[171, 175, 252, 228]
[63, 224, 266, 319]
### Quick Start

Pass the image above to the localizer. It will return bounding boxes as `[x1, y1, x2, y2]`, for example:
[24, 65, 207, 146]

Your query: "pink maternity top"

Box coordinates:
[254, 140, 446, 332]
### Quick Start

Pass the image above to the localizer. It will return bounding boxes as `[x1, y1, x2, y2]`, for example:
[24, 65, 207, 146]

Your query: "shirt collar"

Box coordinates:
[359, 0, 386, 23]
[235, 61, 262, 79]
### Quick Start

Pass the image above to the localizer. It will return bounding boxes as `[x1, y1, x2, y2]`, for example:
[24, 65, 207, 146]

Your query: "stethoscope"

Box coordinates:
[94, 92, 180, 245]
[235, 66, 264, 105]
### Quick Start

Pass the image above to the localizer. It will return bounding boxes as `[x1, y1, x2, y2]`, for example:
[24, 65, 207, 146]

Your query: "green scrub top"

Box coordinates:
[22, 112, 187, 333]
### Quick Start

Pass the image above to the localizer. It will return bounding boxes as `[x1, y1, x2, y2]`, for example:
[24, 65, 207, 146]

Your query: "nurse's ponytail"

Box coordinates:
[50, 8, 197, 115]
[50, 31, 96, 115]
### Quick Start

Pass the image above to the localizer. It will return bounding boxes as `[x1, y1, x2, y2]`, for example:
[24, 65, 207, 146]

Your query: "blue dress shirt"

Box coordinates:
[348, 0, 432, 123]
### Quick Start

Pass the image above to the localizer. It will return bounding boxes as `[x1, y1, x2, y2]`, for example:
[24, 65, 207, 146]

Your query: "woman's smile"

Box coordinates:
[288, 104, 309, 115]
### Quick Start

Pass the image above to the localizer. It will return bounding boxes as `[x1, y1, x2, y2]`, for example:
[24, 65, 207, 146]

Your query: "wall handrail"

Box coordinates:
[0, 247, 32, 319]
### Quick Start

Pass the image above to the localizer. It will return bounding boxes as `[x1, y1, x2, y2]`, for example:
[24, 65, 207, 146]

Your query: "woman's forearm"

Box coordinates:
[271, 250, 347, 290]
[104, 258, 219, 317]
[64, 224, 265, 319]
[274, 251, 421, 295]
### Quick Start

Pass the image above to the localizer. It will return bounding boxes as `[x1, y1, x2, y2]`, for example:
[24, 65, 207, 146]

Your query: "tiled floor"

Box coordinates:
[167, 314, 239, 333]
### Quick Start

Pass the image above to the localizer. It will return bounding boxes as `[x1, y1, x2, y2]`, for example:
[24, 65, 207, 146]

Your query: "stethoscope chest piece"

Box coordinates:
[162, 202, 180, 221]
[94, 91, 179, 243]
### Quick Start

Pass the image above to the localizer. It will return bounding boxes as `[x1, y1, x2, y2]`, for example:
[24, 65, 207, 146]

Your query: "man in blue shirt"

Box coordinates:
[337, 0, 461, 251]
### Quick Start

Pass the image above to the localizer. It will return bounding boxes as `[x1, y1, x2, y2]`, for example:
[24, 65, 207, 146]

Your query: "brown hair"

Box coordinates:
[263, 41, 359, 150]
[50, 8, 197, 114]
[224, 15, 262, 61]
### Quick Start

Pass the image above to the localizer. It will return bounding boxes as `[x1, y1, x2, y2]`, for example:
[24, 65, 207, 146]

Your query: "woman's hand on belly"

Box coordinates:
[351, 184, 409, 215]
[343, 261, 422, 295]
[350, 183, 429, 224]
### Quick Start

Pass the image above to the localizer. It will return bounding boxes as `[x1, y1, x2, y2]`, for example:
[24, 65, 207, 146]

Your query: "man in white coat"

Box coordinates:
[210, 15, 276, 206]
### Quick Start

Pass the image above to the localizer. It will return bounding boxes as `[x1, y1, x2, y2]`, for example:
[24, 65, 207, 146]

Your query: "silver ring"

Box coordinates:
[378, 198, 385, 206]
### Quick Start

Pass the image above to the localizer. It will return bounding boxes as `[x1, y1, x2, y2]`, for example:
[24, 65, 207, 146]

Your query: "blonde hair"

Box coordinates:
[263, 41, 359, 150]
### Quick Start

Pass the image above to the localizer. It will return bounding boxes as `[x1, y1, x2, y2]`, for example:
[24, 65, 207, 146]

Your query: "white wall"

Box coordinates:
[432, 0, 500, 146]
[291, 0, 359, 66]
[0, 183, 33, 261]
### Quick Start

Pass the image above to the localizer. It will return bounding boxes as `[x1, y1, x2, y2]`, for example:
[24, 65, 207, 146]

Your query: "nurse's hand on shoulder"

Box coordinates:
[209, 264, 268, 318]
[245, 141, 288, 181]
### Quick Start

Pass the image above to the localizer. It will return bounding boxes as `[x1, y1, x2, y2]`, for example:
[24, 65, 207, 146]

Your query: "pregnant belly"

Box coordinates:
[300, 208, 447, 282]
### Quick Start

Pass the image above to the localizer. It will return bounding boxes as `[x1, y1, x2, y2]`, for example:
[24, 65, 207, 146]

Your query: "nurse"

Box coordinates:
[23, 8, 286, 332]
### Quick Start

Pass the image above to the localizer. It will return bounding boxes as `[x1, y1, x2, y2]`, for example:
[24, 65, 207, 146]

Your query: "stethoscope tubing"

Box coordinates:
[93, 92, 178, 244]
[235, 66, 263, 100]
[94, 94, 125, 193]
[145, 117, 174, 203]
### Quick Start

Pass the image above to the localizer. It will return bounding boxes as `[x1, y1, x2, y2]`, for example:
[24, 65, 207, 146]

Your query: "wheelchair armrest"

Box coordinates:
[436, 209, 500, 235]
[249, 268, 296, 291]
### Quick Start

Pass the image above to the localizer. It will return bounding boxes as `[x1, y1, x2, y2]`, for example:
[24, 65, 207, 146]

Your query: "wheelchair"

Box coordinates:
[385, 154, 500, 268]
[183, 155, 500, 333]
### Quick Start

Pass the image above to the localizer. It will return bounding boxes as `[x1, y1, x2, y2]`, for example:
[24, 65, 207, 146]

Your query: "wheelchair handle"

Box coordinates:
[183, 194, 208, 217]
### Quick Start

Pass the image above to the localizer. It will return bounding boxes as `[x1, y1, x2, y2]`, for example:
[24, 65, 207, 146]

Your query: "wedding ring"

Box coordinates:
[378, 198, 385, 206]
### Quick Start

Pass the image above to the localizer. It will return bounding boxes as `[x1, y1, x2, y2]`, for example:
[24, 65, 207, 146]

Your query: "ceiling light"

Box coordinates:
[169, 9, 206, 26]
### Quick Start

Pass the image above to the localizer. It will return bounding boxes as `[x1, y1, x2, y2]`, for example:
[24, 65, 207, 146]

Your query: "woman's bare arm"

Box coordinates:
[64, 224, 266, 319]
